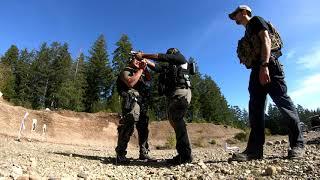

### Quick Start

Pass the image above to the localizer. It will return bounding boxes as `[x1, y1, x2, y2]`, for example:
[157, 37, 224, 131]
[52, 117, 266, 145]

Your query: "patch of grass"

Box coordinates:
[234, 131, 249, 142]
[164, 133, 176, 149]
[193, 137, 207, 148]
[209, 139, 216, 145]
[226, 138, 238, 144]
[265, 128, 272, 136]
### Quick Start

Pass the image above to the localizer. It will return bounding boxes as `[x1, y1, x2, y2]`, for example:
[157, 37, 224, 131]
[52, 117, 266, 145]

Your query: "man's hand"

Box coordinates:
[259, 66, 271, 85]
[139, 61, 147, 70]
[136, 52, 143, 60]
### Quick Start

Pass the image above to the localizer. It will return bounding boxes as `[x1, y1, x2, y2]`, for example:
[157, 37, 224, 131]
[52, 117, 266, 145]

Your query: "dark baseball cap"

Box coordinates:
[228, 5, 252, 20]
[166, 48, 180, 55]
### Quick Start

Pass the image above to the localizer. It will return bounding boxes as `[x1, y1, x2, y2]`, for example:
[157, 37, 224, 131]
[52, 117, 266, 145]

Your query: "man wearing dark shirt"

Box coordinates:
[115, 56, 153, 164]
[228, 5, 304, 161]
[136, 48, 193, 165]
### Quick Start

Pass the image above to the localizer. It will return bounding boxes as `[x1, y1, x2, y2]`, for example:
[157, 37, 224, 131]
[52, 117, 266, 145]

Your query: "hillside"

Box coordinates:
[0, 97, 241, 149]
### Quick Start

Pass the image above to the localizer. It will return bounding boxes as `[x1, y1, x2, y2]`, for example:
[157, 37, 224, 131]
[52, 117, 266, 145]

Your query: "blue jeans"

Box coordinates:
[247, 58, 304, 153]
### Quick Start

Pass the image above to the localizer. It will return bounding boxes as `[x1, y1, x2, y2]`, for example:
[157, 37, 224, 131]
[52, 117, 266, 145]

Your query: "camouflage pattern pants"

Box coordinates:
[168, 88, 192, 158]
[115, 91, 149, 156]
[247, 58, 304, 153]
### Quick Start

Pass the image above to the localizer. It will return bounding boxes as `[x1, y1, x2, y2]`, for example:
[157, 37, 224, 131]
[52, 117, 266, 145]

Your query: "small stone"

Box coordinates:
[11, 165, 23, 179]
[77, 172, 88, 179]
[281, 139, 288, 144]
[198, 161, 207, 169]
[276, 166, 282, 172]
[266, 141, 274, 146]
[17, 175, 29, 180]
[306, 165, 314, 172]
[69, 154, 73, 157]
[274, 140, 281, 145]
[265, 166, 277, 176]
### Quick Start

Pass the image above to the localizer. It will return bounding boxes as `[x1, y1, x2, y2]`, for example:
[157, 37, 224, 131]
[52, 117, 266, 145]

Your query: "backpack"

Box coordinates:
[237, 20, 283, 69]
[158, 62, 195, 96]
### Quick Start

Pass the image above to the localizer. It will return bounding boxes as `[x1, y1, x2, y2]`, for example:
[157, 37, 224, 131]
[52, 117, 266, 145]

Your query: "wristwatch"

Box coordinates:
[260, 61, 269, 67]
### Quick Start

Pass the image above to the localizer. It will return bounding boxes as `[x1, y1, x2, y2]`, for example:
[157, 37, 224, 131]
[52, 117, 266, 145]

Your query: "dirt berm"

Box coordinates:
[0, 98, 241, 149]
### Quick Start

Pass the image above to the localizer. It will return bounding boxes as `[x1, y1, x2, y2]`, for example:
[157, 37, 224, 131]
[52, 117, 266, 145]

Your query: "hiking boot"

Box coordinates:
[229, 149, 263, 162]
[139, 153, 155, 161]
[288, 147, 304, 159]
[166, 155, 193, 165]
[116, 155, 130, 165]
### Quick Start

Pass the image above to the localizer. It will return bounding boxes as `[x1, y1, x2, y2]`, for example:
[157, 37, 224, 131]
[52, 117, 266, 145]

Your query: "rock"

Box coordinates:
[17, 175, 29, 180]
[281, 139, 288, 144]
[276, 166, 282, 172]
[274, 140, 281, 145]
[10, 164, 23, 179]
[197, 161, 207, 169]
[77, 172, 88, 179]
[265, 166, 277, 176]
[306, 165, 314, 172]
[266, 141, 274, 146]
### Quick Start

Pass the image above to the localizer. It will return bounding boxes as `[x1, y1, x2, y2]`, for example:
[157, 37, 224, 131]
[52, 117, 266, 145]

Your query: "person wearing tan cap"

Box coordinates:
[228, 5, 305, 161]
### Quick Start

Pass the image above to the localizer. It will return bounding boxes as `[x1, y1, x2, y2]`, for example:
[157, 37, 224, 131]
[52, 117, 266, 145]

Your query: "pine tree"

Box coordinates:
[112, 34, 133, 75]
[56, 53, 87, 111]
[85, 35, 113, 112]
[198, 75, 233, 124]
[1, 45, 19, 67]
[14, 49, 34, 107]
[29, 43, 51, 109]
[46, 42, 72, 108]
[0, 45, 19, 100]
[107, 34, 134, 113]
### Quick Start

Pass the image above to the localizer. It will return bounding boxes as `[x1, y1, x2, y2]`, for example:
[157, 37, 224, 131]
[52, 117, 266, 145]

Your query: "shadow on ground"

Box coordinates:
[307, 137, 320, 145]
[52, 152, 171, 168]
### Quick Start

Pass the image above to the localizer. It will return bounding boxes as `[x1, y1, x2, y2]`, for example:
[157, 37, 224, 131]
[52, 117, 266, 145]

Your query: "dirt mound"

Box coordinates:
[0, 98, 241, 148]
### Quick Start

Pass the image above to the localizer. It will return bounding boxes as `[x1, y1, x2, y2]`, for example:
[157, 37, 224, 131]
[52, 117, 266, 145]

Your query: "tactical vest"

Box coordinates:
[237, 21, 283, 69]
[158, 63, 192, 96]
[116, 67, 150, 97]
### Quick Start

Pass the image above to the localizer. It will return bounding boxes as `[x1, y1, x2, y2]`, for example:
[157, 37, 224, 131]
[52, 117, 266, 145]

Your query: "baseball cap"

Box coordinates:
[228, 5, 252, 20]
[166, 48, 180, 55]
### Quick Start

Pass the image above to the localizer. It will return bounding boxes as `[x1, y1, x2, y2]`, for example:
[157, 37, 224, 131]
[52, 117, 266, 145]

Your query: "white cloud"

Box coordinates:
[297, 47, 320, 70]
[289, 73, 320, 109]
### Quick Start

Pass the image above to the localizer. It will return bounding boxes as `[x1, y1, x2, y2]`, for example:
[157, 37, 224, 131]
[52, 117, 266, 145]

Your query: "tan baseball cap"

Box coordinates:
[229, 5, 252, 20]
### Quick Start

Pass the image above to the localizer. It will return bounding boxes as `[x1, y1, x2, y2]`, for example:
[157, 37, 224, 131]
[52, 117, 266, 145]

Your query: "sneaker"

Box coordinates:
[288, 147, 304, 159]
[139, 153, 155, 161]
[116, 155, 130, 165]
[229, 149, 263, 162]
[166, 155, 193, 165]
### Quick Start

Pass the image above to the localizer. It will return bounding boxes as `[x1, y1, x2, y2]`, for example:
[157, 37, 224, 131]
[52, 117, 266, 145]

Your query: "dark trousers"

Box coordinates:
[115, 97, 149, 156]
[247, 59, 304, 152]
[168, 88, 192, 158]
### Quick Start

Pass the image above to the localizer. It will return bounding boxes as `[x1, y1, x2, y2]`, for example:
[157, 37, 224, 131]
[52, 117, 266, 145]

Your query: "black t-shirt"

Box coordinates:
[245, 16, 270, 37]
[153, 53, 187, 72]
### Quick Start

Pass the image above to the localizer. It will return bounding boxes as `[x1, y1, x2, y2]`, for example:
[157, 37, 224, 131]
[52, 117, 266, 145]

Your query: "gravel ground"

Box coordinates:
[0, 132, 319, 180]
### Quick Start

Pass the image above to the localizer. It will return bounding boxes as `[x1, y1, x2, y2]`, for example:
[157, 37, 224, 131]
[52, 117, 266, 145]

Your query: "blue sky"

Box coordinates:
[0, 0, 319, 110]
